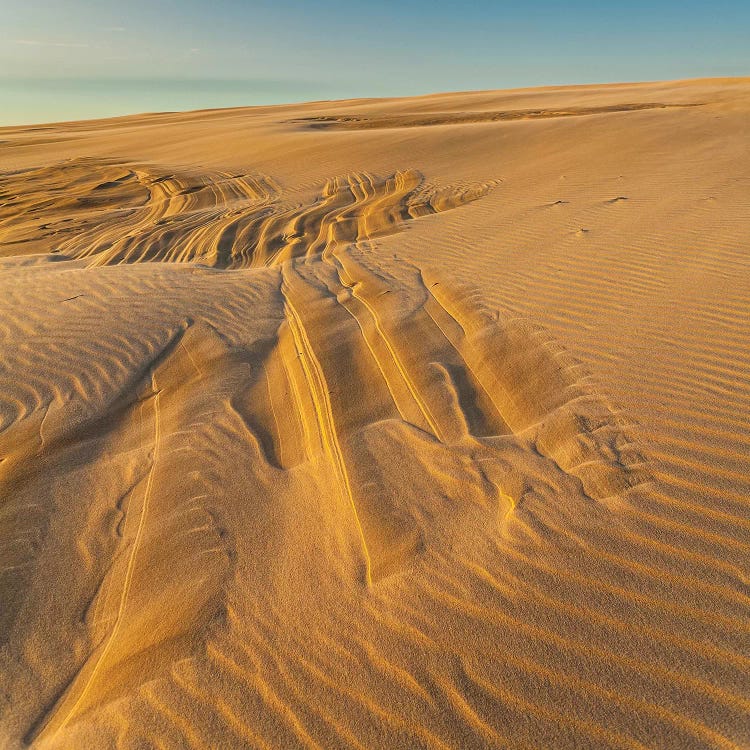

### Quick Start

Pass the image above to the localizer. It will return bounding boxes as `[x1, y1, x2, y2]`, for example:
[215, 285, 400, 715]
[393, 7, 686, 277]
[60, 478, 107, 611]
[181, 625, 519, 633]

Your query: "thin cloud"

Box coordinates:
[14, 39, 90, 49]
[105, 27, 127, 32]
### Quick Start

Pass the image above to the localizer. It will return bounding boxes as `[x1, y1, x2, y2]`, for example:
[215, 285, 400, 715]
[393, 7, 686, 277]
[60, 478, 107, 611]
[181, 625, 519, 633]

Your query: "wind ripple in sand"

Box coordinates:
[0, 159, 673, 750]
[0, 160, 496, 268]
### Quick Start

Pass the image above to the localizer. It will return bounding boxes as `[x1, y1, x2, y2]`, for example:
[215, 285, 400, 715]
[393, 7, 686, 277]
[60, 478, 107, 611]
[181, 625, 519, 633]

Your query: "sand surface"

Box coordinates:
[0, 78, 748, 749]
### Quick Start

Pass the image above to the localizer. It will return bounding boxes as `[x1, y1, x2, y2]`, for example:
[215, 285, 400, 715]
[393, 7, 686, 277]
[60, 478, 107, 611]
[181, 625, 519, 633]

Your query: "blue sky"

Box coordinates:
[1, 1, 748, 123]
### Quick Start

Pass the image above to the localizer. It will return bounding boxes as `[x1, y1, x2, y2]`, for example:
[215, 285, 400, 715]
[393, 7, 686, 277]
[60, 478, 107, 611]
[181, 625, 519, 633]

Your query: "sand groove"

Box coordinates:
[16, 324, 237, 745]
[0, 162, 495, 269]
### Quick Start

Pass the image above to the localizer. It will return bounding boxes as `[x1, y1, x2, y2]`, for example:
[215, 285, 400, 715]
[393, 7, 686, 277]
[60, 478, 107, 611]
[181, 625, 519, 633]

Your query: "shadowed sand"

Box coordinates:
[0, 77, 749, 749]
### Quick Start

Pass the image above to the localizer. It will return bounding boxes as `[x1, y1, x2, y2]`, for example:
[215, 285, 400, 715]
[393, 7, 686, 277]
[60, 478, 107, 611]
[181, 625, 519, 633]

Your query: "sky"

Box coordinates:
[1, 0, 749, 125]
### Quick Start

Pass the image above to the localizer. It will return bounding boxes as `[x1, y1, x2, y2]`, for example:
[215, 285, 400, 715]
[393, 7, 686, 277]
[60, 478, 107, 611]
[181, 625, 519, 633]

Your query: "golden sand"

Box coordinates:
[0, 77, 748, 749]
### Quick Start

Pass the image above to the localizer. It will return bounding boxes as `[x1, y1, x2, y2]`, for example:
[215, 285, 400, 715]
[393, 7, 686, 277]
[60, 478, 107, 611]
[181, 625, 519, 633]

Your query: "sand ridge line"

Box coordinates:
[281, 265, 374, 586]
[32, 373, 162, 742]
[290, 102, 703, 130]
[0, 163, 496, 269]
[330, 253, 444, 441]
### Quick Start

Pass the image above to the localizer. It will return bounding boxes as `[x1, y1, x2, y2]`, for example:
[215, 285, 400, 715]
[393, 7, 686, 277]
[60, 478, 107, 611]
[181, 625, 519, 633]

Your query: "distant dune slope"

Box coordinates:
[290, 101, 700, 129]
[0, 78, 748, 750]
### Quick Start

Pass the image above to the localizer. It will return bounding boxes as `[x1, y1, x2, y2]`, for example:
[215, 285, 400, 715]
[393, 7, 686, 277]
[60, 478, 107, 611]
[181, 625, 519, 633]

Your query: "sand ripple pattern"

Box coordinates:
[0, 155, 745, 750]
[0, 160, 495, 268]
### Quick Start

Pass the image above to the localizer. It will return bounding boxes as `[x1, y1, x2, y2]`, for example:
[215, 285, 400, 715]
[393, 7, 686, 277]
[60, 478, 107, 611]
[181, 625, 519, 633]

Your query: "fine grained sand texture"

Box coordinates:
[0, 78, 748, 749]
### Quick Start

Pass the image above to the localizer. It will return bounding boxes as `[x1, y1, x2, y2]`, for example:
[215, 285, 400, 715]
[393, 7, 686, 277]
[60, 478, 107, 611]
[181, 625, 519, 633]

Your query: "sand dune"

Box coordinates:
[0, 78, 749, 749]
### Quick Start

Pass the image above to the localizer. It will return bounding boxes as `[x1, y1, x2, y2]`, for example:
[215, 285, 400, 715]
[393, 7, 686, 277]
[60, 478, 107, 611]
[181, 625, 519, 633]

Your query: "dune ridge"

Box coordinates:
[0, 77, 748, 749]
[291, 102, 701, 130]
[0, 161, 495, 268]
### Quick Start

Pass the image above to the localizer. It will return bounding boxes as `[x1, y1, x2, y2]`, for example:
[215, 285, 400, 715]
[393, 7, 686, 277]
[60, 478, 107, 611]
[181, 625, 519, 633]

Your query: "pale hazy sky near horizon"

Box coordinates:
[1, 0, 749, 125]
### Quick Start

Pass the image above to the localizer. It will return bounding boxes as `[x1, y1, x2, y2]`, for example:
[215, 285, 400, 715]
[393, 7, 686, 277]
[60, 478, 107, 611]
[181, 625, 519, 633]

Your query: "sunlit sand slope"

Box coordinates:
[0, 78, 749, 749]
[0, 164, 493, 267]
